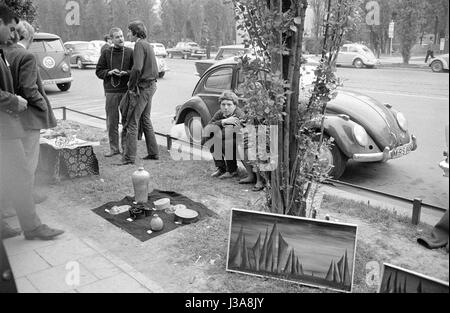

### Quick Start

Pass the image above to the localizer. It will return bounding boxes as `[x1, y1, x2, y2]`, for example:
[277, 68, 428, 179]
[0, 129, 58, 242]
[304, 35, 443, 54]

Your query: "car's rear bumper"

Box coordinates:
[352, 135, 417, 162]
[42, 77, 73, 85]
[191, 52, 207, 58]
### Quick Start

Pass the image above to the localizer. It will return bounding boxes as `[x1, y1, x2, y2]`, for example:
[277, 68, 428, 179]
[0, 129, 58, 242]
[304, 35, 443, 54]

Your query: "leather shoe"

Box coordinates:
[24, 224, 64, 241]
[1, 222, 21, 240]
[211, 169, 226, 178]
[142, 155, 159, 160]
[33, 193, 48, 204]
[105, 151, 121, 158]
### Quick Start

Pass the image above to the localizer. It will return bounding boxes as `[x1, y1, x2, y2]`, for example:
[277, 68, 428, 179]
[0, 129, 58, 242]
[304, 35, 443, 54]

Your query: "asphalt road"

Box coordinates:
[44, 59, 449, 209]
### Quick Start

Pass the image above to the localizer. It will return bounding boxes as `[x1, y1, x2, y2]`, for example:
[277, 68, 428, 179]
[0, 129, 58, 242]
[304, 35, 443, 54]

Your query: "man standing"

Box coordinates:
[121, 20, 159, 165]
[100, 34, 112, 55]
[0, 6, 63, 241]
[96, 27, 133, 157]
[3, 20, 57, 203]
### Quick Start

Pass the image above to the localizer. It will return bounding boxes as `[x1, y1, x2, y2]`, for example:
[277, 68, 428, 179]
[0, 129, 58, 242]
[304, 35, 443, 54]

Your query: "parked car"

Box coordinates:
[28, 32, 73, 91]
[428, 54, 449, 73]
[439, 125, 449, 177]
[336, 43, 379, 68]
[173, 59, 417, 179]
[123, 41, 169, 78]
[167, 42, 207, 60]
[90, 40, 108, 54]
[63, 41, 100, 69]
[195, 44, 251, 76]
[150, 43, 167, 58]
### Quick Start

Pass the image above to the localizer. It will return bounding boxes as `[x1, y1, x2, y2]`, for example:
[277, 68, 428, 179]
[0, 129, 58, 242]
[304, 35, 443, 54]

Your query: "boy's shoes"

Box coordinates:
[219, 171, 239, 179]
[239, 176, 256, 184]
[24, 224, 64, 241]
[211, 169, 226, 178]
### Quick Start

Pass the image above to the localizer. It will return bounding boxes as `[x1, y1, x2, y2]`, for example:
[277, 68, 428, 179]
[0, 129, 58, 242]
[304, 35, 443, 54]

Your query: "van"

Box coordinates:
[29, 32, 73, 91]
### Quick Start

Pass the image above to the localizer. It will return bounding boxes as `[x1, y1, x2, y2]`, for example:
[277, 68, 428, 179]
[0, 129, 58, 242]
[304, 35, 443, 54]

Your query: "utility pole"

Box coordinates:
[445, 2, 449, 53]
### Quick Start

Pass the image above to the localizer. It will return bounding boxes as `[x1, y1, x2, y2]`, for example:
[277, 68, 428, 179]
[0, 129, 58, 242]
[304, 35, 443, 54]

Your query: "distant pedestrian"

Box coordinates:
[425, 43, 434, 63]
[96, 27, 133, 157]
[101, 34, 112, 55]
[120, 20, 159, 165]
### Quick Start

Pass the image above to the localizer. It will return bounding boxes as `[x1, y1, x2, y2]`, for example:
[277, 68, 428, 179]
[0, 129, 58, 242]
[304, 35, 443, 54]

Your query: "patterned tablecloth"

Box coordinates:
[37, 137, 100, 182]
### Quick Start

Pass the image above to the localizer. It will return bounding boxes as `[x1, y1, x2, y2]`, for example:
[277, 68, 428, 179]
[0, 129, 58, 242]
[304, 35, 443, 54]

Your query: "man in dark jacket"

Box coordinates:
[0, 7, 63, 241]
[120, 20, 159, 165]
[3, 20, 57, 204]
[96, 27, 133, 157]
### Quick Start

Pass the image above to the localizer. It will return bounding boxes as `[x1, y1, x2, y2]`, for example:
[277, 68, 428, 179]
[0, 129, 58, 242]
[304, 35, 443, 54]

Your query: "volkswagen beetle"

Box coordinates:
[173, 58, 417, 179]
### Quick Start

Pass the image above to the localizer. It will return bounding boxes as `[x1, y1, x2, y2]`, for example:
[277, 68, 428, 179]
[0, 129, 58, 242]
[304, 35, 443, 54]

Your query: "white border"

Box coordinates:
[226, 208, 359, 293]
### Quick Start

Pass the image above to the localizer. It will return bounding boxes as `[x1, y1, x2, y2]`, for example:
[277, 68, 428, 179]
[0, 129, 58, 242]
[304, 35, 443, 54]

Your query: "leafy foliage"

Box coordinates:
[0, 0, 36, 23]
[232, 0, 361, 217]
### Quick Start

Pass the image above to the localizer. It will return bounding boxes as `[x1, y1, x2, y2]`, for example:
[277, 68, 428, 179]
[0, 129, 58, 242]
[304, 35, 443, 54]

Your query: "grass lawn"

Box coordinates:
[34, 120, 449, 293]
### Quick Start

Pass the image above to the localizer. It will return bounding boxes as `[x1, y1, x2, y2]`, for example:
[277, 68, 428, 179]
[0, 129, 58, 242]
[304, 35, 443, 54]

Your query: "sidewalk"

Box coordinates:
[3, 216, 164, 293]
[377, 55, 430, 70]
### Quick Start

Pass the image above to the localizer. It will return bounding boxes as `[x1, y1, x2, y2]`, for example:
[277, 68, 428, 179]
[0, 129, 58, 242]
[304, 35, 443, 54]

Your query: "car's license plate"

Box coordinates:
[390, 142, 414, 159]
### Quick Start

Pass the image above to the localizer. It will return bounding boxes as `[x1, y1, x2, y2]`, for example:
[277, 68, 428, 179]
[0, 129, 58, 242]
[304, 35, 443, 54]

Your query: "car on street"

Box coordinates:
[173, 59, 417, 179]
[439, 125, 449, 177]
[336, 43, 379, 68]
[167, 42, 207, 60]
[90, 40, 108, 54]
[428, 53, 449, 73]
[123, 41, 169, 78]
[29, 32, 73, 91]
[150, 43, 168, 58]
[195, 44, 251, 76]
[63, 41, 100, 69]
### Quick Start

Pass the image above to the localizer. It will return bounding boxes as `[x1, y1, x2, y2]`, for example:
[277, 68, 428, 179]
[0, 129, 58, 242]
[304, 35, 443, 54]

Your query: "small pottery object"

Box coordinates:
[150, 214, 164, 231]
[132, 167, 150, 204]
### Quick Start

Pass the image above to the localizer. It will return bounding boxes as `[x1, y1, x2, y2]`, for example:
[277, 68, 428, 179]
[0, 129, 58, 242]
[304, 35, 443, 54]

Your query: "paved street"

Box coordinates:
[44, 59, 449, 209]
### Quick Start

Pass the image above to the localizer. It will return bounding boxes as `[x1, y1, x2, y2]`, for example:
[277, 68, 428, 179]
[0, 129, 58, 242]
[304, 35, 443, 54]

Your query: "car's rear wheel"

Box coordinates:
[317, 136, 347, 179]
[158, 71, 165, 78]
[353, 58, 364, 69]
[57, 82, 71, 92]
[76, 58, 84, 69]
[184, 111, 204, 143]
[431, 60, 444, 72]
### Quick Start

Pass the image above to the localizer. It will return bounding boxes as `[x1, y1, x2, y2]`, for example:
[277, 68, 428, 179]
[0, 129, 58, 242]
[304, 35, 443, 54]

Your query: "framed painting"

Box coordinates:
[226, 209, 358, 293]
[379, 263, 449, 293]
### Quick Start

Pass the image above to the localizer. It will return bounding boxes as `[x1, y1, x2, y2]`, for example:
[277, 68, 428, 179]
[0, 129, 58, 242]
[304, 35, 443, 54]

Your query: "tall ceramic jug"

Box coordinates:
[132, 166, 150, 204]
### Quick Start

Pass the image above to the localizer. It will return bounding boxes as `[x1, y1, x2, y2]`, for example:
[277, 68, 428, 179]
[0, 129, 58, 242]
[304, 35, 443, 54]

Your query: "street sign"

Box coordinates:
[388, 22, 395, 39]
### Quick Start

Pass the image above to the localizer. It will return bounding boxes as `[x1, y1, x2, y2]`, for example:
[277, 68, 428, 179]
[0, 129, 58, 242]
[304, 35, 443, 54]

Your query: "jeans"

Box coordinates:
[122, 82, 158, 162]
[105, 93, 124, 154]
[0, 138, 41, 232]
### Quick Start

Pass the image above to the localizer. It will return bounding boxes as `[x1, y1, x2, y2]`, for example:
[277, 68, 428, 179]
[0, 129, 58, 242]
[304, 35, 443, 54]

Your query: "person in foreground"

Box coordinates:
[0, 7, 64, 240]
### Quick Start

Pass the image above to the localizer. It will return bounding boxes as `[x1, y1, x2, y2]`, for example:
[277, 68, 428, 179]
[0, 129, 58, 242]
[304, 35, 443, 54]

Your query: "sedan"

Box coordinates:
[173, 59, 417, 179]
[64, 41, 100, 69]
[195, 44, 251, 76]
[336, 43, 379, 68]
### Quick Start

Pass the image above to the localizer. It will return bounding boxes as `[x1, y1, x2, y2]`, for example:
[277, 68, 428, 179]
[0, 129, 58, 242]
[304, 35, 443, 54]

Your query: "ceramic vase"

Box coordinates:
[132, 166, 150, 204]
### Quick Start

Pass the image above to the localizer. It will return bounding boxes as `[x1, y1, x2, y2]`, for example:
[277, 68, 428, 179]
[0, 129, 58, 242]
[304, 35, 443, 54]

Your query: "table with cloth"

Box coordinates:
[37, 133, 100, 183]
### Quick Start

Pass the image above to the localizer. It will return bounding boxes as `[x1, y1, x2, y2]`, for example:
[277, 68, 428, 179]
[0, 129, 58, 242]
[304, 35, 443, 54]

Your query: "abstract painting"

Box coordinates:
[226, 209, 358, 292]
[379, 263, 449, 293]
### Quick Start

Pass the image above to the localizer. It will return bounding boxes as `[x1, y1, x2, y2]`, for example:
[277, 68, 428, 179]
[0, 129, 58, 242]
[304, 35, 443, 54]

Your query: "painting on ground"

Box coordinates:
[226, 209, 358, 293]
[379, 263, 449, 293]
